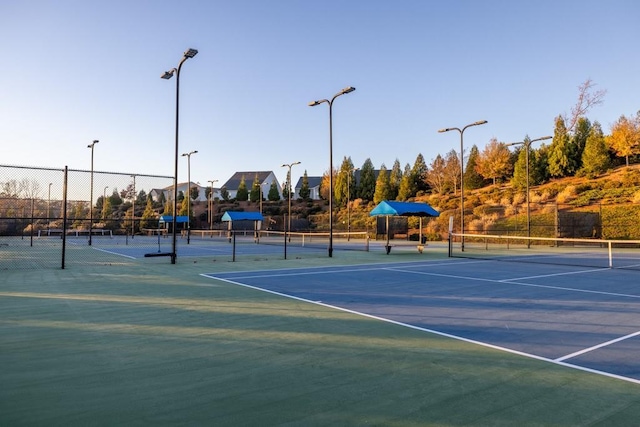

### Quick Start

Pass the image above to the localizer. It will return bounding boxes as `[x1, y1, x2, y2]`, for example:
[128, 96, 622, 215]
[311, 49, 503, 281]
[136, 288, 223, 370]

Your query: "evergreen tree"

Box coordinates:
[299, 170, 310, 200]
[548, 116, 574, 177]
[163, 199, 173, 215]
[140, 198, 156, 229]
[531, 144, 550, 186]
[411, 153, 429, 195]
[236, 176, 249, 201]
[571, 117, 591, 171]
[389, 159, 403, 200]
[397, 163, 414, 201]
[373, 164, 391, 204]
[357, 158, 376, 202]
[511, 144, 528, 190]
[580, 121, 610, 177]
[189, 186, 199, 201]
[268, 181, 281, 201]
[220, 187, 230, 201]
[109, 189, 122, 207]
[177, 191, 184, 202]
[464, 145, 485, 190]
[250, 174, 261, 203]
[179, 195, 190, 216]
[101, 197, 113, 221]
[335, 157, 354, 207]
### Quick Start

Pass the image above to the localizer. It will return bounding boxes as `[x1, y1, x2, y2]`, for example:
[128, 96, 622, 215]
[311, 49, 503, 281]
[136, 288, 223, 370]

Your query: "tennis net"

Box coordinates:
[257, 230, 370, 251]
[449, 232, 640, 270]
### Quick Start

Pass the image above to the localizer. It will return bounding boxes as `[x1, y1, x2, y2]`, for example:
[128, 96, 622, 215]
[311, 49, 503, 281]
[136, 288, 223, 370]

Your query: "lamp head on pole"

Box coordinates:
[88, 140, 99, 148]
[161, 70, 174, 80]
[184, 48, 198, 58]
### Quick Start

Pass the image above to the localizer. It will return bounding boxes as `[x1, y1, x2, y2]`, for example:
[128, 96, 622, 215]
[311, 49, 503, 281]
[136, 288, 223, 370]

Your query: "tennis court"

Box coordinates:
[205, 258, 640, 383]
[2, 241, 640, 425]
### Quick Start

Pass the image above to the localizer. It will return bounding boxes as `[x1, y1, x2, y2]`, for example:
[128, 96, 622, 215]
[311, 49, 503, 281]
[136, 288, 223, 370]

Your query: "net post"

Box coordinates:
[608, 241, 613, 268]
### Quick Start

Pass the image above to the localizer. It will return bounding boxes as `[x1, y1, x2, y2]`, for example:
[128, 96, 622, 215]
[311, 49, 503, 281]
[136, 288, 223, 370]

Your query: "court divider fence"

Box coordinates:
[1, 164, 174, 270]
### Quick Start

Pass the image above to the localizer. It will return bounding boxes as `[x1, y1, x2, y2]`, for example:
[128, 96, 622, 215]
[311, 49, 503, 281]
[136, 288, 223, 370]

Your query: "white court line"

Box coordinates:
[201, 273, 640, 386]
[92, 247, 136, 259]
[386, 267, 640, 299]
[207, 258, 480, 281]
[556, 330, 640, 362]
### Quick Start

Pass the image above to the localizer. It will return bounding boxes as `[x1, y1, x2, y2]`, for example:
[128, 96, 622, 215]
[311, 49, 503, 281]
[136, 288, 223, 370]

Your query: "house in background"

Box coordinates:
[293, 176, 322, 200]
[154, 182, 217, 203]
[220, 171, 282, 200]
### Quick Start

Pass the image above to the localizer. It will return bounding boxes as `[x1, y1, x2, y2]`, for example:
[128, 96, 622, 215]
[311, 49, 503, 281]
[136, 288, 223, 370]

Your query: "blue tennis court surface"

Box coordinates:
[204, 259, 640, 384]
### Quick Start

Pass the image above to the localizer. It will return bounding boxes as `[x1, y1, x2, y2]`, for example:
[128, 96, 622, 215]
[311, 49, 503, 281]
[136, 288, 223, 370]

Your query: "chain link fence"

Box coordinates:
[1, 164, 174, 270]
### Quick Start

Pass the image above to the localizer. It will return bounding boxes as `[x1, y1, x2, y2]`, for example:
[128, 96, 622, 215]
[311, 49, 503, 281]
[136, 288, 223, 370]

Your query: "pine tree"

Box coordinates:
[220, 187, 230, 201]
[548, 116, 574, 177]
[268, 182, 281, 201]
[397, 163, 414, 201]
[335, 157, 354, 207]
[373, 164, 391, 204]
[140, 198, 156, 229]
[236, 176, 248, 201]
[411, 153, 429, 195]
[389, 159, 403, 200]
[464, 145, 485, 190]
[580, 121, 610, 177]
[249, 174, 261, 203]
[571, 117, 591, 171]
[299, 170, 310, 200]
[357, 158, 376, 202]
[101, 197, 113, 220]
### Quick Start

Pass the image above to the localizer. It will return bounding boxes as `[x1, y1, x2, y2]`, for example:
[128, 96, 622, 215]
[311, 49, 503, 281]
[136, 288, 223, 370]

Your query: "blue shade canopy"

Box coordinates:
[159, 215, 190, 223]
[369, 201, 440, 217]
[221, 211, 265, 221]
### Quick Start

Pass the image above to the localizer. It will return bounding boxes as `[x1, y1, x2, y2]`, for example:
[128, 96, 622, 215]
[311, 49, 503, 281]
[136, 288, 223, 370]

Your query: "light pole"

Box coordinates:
[130, 175, 136, 238]
[162, 48, 198, 264]
[346, 167, 359, 239]
[438, 121, 487, 251]
[281, 161, 301, 240]
[506, 135, 552, 243]
[208, 179, 218, 229]
[48, 183, 52, 232]
[309, 86, 356, 257]
[181, 150, 198, 244]
[259, 181, 269, 216]
[103, 186, 109, 221]
[87, 139, 99, 246]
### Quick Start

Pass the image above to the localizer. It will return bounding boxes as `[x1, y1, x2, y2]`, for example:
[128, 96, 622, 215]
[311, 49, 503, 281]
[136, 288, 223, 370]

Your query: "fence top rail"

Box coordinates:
[450, 232, 640, 246]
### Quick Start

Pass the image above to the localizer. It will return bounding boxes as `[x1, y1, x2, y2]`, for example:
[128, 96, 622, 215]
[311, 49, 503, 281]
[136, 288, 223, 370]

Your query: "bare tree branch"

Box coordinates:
[564, 78, 607, 133]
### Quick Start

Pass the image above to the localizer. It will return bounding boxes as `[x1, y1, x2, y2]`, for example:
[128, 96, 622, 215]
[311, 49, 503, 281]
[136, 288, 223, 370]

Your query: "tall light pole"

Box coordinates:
[208, 179, 218, 229]
[281, 161, 301, 240]
[438, 120, 487, 251]
[103, 186, 109, 222]
[259, 181, 269, 216]
[181, 150, 198, 244]
[506, 135, 552, 243]
[346, 167, 359, 239]
[309, 86, 356, 257]
[130, 175, 136, 238]
[48, 183, 52, 232]
[162, 48, 198, 264]
[87, 140, 99, 246]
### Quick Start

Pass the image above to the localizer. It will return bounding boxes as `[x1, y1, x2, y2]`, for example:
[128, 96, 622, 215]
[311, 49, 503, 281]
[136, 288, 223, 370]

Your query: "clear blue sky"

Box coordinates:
[1, 0, 639, 191]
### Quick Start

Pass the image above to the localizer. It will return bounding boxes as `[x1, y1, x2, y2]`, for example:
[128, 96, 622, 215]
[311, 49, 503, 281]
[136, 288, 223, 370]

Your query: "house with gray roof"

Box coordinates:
[221, 171, 282, 200]
[293, 176, 322, 200]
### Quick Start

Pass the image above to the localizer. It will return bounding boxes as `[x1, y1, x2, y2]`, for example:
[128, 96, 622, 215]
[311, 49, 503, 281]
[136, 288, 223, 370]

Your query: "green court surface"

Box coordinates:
[1, 247, 639, 425]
